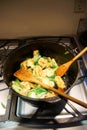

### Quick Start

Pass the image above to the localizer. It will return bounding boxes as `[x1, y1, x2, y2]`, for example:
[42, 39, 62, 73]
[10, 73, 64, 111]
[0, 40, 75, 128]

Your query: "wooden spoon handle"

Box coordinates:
[50, 87, 87, 108]
[14, 67, 87, 108]
[28, 78, 87, 108]
[72, 47, 87, 63]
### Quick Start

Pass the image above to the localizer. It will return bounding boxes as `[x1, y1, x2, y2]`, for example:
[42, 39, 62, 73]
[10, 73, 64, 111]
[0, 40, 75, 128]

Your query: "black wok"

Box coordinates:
[3, 39, 79, 108]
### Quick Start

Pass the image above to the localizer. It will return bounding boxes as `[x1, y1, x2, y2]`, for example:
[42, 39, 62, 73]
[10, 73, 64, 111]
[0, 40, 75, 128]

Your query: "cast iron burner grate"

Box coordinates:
[0, 36, 87, 129]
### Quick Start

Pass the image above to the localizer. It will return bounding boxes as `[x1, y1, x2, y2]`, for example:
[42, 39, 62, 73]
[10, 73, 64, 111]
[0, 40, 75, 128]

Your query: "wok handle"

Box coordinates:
[29, 78, 87, 108]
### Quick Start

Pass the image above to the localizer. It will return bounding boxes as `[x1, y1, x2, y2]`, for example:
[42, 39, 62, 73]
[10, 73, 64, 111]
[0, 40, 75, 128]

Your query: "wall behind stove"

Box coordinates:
[0, 0, 87, 38]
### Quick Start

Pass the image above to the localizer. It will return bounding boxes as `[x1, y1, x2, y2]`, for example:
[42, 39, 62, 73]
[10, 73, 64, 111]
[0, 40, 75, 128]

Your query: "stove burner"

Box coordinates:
[16, 97, 66, 119]
[0, 36, 87, 129]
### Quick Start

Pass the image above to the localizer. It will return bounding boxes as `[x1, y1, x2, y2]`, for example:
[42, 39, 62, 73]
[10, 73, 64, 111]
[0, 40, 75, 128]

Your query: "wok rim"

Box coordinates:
[3, 40, 79, 104]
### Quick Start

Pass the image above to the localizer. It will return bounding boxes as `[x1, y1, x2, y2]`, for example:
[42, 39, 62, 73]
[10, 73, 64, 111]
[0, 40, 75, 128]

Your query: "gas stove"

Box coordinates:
[0, 36, 87, 129]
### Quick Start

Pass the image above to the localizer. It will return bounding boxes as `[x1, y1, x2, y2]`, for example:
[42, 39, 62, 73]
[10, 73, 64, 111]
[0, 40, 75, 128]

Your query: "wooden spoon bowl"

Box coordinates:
[56, 47, 87, 77]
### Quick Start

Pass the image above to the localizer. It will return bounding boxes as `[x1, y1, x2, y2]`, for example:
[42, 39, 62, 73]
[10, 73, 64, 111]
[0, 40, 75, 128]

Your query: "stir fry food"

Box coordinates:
[11, 50, 66, 99]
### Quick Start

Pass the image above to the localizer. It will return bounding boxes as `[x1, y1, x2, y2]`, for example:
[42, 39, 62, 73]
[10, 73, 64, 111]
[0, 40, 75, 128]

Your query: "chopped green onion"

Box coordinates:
[1, 102, 6, 109]
[64, 51, 69, 55]
[7, 95, 11, 100]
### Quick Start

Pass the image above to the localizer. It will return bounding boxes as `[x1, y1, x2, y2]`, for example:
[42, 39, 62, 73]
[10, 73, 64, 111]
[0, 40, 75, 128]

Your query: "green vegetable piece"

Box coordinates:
[47, 74, 56, 81]
[1, 102, 6, 109]
[7, 95, 11, 100]
[27, 86, 47, 98]
[11, 80, 22, 93]
[51, 59, 58, 68]
[34, 53, 41, 65]
[15, 79, 20, 83]
[35, 87, 47, 94]
[64, 51, 69, 55]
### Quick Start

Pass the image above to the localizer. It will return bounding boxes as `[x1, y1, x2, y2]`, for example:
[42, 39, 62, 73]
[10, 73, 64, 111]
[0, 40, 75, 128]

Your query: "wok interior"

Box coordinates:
[3, 42, 78, 101]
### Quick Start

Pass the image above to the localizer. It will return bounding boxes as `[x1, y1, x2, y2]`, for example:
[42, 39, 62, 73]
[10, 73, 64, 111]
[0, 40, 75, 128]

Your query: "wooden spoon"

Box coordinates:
[14, 68, 87, 108]
[56, 47, 87, 77]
